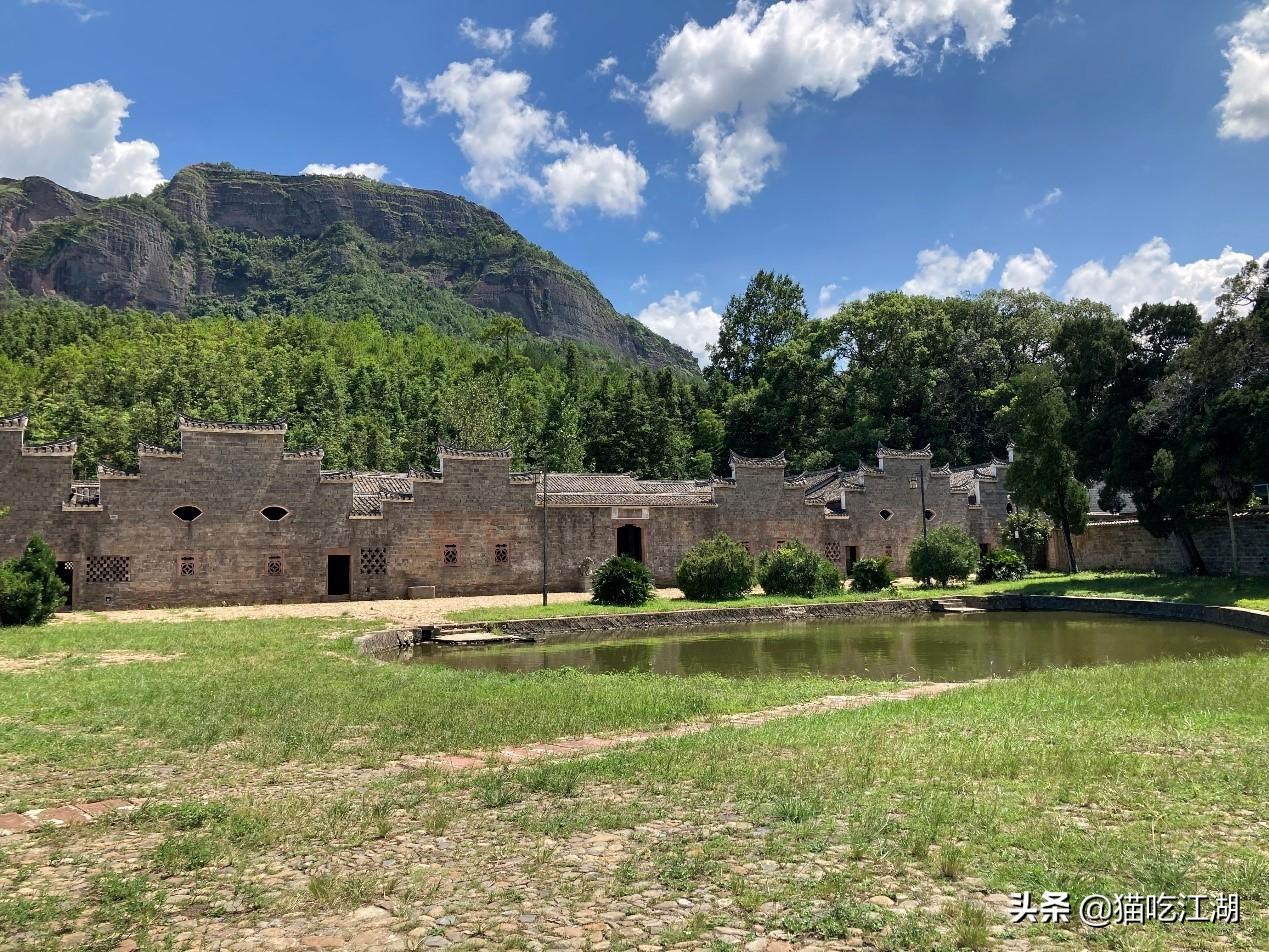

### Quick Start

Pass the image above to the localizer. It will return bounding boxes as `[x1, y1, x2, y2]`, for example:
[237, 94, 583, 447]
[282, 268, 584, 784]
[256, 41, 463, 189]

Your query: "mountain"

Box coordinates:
[0, 164, 696, 371]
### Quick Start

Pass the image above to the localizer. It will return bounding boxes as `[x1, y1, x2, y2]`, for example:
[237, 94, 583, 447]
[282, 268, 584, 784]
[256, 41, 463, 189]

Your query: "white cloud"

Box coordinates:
[0, 74, 163, 196]
[1217, 3, 1269, 140]
[458, 17, 514, 53]
[635, 290, 722, 361]
[1000, 248, 1055, 290]
[815, 282, 841, 317]
[610, 74, 643, 103]
[1063, 237, 1267, 318]
[631, 274, 649, 293]
[902, 244, 998, 296]
[524, 12, 557, 49]
[300, 162, 389, 180]
[1023, 186, 1062, 219]
[540, 138, 647, 223]
[642, 229, 662, 243]
[592, 56, 619, 77]
[22, 0, 105, 22]
[394, 61, 647, 223]
[644, 0, 1015, 212]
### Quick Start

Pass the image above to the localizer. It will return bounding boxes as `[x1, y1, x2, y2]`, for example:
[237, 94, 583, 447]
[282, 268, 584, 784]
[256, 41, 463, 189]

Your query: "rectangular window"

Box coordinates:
[267, 554, 285, 577]
[443, 544, 458, 567]
[494, 543, 509, 565]
[883, 544, 893, 558]
[86, 555, 130, 583]
[360, 547, 387, 576]
[178, 555, 196, 577]
[774, 539, 786, 550]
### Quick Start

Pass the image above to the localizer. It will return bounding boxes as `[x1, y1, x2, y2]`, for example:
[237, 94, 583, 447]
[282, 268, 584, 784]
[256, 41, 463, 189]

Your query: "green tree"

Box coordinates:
[708, 271, 808, 388]
[992, 365, 1088, 573]
[0, 537, 66, 626]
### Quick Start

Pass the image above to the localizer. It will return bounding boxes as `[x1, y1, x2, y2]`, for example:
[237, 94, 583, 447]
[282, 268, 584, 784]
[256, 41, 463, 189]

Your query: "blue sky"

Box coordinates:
[3, 0, 1268, 358]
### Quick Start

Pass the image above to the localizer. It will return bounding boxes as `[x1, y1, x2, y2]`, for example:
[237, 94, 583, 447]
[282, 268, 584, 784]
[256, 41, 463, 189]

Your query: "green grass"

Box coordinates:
[0, 616, 886, 810]
[481, 651, 1269, 949]
[446, 571, 1269, 622]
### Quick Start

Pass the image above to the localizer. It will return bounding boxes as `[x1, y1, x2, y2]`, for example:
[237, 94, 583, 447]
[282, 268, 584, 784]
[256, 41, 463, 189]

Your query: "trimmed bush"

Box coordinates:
[675, 533, 755, 601]
[590, 555, 654, 606]
[756, 540, 842, 598]
[908, 526, 980, 586]
[849, 557, 895, 593]
[977, 547, 1029, 582]
[0, 536, 66, 626]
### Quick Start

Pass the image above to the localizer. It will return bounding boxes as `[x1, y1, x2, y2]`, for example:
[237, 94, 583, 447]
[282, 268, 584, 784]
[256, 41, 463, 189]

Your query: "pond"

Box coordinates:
[409, 611, 1265, 682]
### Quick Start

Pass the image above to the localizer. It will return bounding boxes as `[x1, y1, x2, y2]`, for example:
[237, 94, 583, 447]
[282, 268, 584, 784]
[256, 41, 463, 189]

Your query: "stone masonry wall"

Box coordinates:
[1047, 512, 1269, 576]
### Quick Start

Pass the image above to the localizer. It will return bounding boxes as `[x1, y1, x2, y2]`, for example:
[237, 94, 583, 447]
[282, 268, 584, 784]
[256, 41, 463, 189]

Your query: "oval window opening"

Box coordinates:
[879, 509, 893, 521]
[173, 505, 203, 523]
[261, 506, 289, 522]
[924, 509, 935, 521]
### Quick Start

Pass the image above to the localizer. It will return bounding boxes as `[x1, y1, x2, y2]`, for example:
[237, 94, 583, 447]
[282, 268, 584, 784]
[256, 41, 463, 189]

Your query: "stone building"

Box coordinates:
[0, 412, 1016, 610]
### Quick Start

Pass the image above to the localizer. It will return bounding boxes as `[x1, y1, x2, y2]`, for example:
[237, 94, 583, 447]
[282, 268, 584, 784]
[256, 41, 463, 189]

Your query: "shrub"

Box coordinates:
[0, 536, 65, 626]
[908, 526, 980, 586]
[849, 557, 894, 593]
[590, 555, 654, 606]
[675, 533, 755, 601]
[977, 547, 1029, 583]
[999, 510, 1052, 567]
[756, 540, 842, 598]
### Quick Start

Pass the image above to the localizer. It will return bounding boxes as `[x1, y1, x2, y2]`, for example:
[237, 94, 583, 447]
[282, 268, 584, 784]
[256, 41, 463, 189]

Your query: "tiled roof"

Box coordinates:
[282, 448, 325, 461]
[22, 439, 78, 457]
[411, 468, 445, 483]
[178, 415, 288, 434]
[876, 444, 934, 459]
[353, 473, 413, 499]
[0, 411, 28, 430]
[729, 450, 787, 468]
[350, 494, 383, 518]
[541, 472, 714, 507]
[97, 464, 139, 479]
[319, 470, 355, 483]
[509, 472, 537, 484]
[437, 442, 513, 460]
[547, 473, 645, 494]
[138, 441, 182, 458]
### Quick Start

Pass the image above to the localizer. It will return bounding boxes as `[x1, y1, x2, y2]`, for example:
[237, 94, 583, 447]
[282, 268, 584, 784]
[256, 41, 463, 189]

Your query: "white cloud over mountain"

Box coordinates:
[1217, 3, 1269, 140]
[394, 61, 646, 224]
[300, 162, 388, 180]
[643, 0, 1016, 212]
[635, 290, 722, 360]
[0, 74, 163, 197]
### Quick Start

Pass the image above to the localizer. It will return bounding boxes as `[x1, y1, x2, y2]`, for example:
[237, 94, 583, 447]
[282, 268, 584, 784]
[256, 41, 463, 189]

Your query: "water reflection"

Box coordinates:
[408, 612, 1265, 682]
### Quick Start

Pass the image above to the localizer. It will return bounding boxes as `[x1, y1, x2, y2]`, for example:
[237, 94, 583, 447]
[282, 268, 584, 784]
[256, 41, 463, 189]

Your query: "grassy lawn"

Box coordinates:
[0, 616, 886, 812]
[446, 571, 1269, 622]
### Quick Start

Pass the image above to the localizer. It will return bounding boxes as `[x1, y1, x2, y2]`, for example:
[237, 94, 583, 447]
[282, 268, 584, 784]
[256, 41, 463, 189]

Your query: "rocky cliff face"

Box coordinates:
[0, 165, 696, 371]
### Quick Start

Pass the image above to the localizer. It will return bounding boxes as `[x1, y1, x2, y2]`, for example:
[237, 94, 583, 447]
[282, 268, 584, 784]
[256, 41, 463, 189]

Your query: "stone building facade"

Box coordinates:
[0, 412, 1017, 610]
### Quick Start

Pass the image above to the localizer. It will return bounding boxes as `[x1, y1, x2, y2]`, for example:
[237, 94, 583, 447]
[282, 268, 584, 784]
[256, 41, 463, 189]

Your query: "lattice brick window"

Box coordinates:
[178, 555, 196, 577]
[443, 544, 458, 567]
[824, 541, 841, 562]
[884, 544, 894, 558]
[267, 555, 284, 577]
[494, 543, 509, 565]
[740, 541, 751, 554]
[86, 556, 129, 583]
[360, 547, 387, 576]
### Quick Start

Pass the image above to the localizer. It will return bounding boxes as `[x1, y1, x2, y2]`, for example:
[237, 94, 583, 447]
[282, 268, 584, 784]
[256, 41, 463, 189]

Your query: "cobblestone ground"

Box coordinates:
[0, 684, 1077, 952]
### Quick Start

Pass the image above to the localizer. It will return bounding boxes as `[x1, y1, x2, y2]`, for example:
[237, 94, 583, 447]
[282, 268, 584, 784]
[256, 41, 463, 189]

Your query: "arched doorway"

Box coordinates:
[616, 523, 644, 562]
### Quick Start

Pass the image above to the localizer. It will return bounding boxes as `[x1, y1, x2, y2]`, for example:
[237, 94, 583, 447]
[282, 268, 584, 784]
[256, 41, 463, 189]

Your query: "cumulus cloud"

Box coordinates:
[1063, 237, 1267, 318]
[631, 274, 649, 293]
[1000, 248, 1055, 290]
[394, 61, 647, 223]
[902, 244, 998, 296]
[643, 0, 1015, 212]
[1023, 186, 1062, 219]
[592, 56, 619, 77]
[635, 290, 722, 360]
[300, 162, 389, 180]
[458, 17, 514, 53]
[524, 12, 557, 49]
[1217, 3, 1269, 140]
[0, 74, 163, 196]
[642, 229, 661, 243]
[815, 282, 841, 317]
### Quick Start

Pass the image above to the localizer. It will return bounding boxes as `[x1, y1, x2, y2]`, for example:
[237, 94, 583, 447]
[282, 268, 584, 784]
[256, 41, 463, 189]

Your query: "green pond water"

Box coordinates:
[410, 611, 1265, 682]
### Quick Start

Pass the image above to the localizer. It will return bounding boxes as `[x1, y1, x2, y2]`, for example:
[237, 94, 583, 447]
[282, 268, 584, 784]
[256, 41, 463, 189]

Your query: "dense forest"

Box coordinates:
[1, 259, 1265, 574]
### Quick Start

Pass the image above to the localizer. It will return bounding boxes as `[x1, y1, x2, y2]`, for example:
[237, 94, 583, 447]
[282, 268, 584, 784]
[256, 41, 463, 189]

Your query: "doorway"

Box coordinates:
[326, 554, 351, 597]
[616, 524, 644, 562]
[55, 561, 73, 610]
